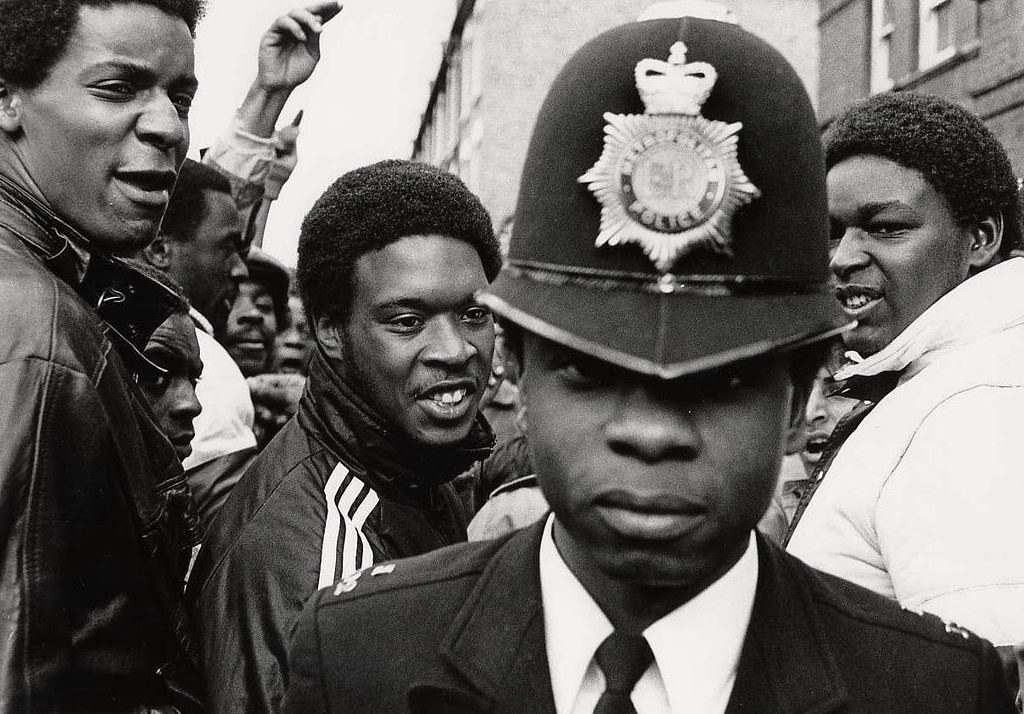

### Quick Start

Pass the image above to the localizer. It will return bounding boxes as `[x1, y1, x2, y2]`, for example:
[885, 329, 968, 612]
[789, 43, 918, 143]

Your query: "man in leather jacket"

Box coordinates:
[187, 160, 501, 714]
[0, 1, 206, 710]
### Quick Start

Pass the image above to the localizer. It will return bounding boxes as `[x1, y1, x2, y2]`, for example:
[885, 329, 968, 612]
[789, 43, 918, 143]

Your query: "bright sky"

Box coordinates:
[190, 0, 458, 267]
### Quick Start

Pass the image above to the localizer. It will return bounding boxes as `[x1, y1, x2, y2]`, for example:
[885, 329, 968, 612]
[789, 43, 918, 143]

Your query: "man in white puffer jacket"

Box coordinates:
[787, 91, 1024, 648]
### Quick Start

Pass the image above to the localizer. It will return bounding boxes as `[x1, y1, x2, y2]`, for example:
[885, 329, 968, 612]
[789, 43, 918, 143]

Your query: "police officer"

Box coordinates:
[282, 12, 1015, 713]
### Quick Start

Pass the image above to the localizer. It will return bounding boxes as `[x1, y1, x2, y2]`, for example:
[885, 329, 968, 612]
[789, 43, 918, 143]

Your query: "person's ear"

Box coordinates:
[316, 317, 345, 361]
[967, 214, 1003, 270]
[0, 80, 23, 134]
[142, 235, 174, 270]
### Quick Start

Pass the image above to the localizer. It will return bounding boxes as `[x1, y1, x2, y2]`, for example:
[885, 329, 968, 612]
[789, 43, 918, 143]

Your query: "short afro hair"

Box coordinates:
[161, 158, 234, 244]
[825, 92, 1022, 257]
[0, 0, 205, 89]
[297, 159, 501, 327]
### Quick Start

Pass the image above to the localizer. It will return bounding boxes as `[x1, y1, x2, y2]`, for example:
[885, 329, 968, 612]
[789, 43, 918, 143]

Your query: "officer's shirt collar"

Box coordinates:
[539, 514, 758, 714]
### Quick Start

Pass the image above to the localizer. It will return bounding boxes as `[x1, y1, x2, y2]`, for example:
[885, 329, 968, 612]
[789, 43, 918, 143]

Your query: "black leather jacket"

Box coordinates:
[0, 176, 204, 712]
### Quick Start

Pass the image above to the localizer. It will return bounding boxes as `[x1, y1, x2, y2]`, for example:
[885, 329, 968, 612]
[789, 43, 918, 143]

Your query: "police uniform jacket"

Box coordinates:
[0, 174, 203, 712]
[187, 348, 492, 714]
[283, 520, 1015, 713]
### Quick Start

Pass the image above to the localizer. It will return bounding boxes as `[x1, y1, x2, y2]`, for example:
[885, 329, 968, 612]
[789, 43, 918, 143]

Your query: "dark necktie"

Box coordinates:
[593, 631, 654, 714]
[784, 370, 901, 544]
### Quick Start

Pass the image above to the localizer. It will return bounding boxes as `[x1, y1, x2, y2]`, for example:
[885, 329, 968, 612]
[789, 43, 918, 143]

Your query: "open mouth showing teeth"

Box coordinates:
[842, 294, 874, 309]
[835, 287, 882, 311]
[430, 389, 467, 406]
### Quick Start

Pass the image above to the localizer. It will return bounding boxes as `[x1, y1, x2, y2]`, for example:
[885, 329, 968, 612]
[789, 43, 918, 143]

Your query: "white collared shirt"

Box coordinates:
[539, 515, 758, 714]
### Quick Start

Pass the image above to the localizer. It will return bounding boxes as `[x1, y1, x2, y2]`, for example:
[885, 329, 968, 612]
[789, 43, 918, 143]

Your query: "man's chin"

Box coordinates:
[843, 331, 886, 359]
[87, 213, 162, 254]
[409, 418, 476, 448]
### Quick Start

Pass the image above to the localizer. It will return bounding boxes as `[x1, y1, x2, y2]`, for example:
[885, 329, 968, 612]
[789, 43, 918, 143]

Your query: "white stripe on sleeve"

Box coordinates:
[318, 463, 381, 588]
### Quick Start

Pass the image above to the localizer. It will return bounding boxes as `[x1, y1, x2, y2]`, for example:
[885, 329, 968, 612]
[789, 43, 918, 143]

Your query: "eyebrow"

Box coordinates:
[374, 295, 483, 312]
[144, 344, 191, 372]
[856, 200, 911, 220]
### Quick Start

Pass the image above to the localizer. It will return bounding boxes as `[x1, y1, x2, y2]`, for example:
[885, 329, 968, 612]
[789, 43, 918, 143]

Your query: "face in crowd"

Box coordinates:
[223, 279, 279, 377]
[0, 3, 196, 251]
[509, 331, 803, 616]
[324, 233, 494, 447]
[828, 156, 980, 357]
[799, 365, 859, 474]
[274, 295, 313, 374]
[138, 311, 203, 461]
[167, 189, 248, 334]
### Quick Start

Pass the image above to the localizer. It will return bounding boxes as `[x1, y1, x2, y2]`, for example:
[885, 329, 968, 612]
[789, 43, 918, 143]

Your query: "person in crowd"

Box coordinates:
[226, 246, 300, 447]
[188, 159, 500, 714]
[224, 246, 290, 377]
[0, 0, 206, 709]
[275, 291, 314, 374]
[772, 340, 858, 523]
[142, 160, 247, 338]
[127, 260, 204, 464]
[786, 92, 1024, 648]
[138, 158, 259, 530]
[282, 14, 1015, 713]
[797, 344, 859, 477]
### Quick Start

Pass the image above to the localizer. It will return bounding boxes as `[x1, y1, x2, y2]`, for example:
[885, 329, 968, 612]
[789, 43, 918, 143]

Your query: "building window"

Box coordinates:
[919, 0, 955, 70]
[870, 0, 895, 92]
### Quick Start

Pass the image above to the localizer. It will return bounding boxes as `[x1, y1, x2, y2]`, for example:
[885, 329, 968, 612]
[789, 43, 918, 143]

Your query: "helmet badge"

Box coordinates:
[578, 42, 761, 273]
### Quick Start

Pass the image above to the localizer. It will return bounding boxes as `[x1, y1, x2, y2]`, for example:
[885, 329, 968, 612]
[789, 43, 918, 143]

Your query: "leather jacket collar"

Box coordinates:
[0, 171, 91, 284]
[299, 348, 494, 505]
[0, 172, 182, 381]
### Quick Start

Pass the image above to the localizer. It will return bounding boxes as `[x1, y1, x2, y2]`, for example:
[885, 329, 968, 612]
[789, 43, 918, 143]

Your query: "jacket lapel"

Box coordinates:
[726, 536, 849, 714]
[409, 521, 556, 714]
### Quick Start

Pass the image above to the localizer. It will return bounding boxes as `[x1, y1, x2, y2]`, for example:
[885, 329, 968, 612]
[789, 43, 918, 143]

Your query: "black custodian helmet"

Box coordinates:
[480, 13, 850, 379]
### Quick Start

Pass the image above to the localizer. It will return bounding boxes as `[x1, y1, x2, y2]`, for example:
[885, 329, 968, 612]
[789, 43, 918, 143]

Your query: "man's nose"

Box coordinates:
[171, 382, 202, 422]
[136, 93, 188, 151]
[422, 316, 477, 367]
[830, 227, 872, 280]
[234, 299, 264, 326]
[804, 383, 830, 426]
[240, 307, 264, 326]
[603, 383, 700, 463]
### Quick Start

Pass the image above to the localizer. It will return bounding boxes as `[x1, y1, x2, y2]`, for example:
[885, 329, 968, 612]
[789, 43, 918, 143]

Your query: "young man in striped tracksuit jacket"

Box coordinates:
[186, 160, 502, 714]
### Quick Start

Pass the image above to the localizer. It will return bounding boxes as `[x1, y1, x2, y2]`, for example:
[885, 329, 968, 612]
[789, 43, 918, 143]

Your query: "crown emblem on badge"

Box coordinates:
[578, 42, 761, 273]
[635, 41, 717, 115]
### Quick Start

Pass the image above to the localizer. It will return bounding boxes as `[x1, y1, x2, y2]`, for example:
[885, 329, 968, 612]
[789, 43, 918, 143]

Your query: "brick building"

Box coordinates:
[819, 0, 1024, 173]
[412, 0, 820, 241]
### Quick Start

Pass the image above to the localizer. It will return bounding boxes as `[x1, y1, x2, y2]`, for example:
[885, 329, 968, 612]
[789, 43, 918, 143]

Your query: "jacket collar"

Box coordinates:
[412, 525, 850, 714]
[298, 348, 494, 504]
[0, 170, 91, 285]
[837, 257, 1024, 382]
[0, 171, 180, 380]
